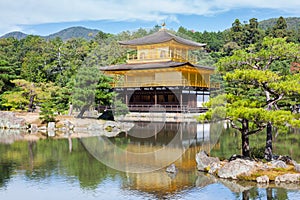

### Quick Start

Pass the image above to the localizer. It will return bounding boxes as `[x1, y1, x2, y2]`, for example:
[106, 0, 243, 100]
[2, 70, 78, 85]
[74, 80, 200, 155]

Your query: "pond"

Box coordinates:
[1, 122, 300, 200]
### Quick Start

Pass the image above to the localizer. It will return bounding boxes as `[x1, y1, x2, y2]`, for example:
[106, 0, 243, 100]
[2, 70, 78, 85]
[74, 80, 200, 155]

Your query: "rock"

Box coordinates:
[294, 163, 300, 172]
[271, 160, 287, 168]
[275, 174, 300, 184]
[217, 159, 256, 179]
[278, 155, 294, 164]
[88, 123, 103, 131]
[256, 175, 269, 183]
[166, 164, 177, 174]
[196, 151, 220, 173]
[119, 122, 135, 132]
[48, 122, 55, 130]
[0, 111, 26, 129]
[208, 161, 221, 174]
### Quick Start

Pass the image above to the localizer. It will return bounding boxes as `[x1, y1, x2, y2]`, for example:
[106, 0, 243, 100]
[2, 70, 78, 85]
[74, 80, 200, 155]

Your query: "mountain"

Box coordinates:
[0, 26, 100, 41]
[259, 17, 300, 30]
[45, 26, 100, 41]
[1, 17, 299, 41]
[0, 31, 28, 40]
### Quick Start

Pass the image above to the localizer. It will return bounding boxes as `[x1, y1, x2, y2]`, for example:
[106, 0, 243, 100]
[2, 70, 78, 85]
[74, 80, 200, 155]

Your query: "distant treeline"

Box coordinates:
[0, 16, 298, 121]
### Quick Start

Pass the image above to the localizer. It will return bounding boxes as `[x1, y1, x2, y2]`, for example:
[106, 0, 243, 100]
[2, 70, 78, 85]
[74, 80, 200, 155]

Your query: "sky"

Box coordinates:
[0, 0, 299, 36]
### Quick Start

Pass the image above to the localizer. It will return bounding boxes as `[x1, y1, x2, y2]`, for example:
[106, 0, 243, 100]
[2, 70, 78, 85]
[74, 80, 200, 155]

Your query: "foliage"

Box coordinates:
[112, 98, 129, 117]
[199, 37, 300, 157]
[72, 65, 100, 118]
[259, 17, 300, 31]
[0, 18, 299, 121]
[39, 100, 57, 123]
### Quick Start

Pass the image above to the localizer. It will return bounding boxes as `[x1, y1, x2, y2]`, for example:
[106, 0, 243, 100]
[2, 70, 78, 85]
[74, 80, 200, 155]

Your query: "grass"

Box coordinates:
[237, 165, 297, 181]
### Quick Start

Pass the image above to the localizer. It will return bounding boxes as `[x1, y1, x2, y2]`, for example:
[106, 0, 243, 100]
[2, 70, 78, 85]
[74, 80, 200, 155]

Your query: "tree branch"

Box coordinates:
[247, 125, 266, 136]
[230, 120, 242, 132]
[262, 83, 285, 109]
[263, 56, 280, 71]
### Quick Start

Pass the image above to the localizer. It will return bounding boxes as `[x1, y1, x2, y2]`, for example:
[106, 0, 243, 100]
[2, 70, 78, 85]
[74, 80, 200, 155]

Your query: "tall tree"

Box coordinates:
[271, 16, 288, 38]
[72, 65, 99, 118]
[0, 60, 19, 93]
[200, 37, 300, 158]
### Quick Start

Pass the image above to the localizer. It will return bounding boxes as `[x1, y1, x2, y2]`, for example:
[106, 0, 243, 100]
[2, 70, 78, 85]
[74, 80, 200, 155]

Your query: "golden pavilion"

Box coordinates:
[101, 27, 215, 112]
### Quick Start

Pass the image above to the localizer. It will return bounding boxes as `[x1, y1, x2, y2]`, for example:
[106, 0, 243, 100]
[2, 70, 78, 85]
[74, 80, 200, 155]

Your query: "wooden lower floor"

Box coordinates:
[114, 86, 210, 113]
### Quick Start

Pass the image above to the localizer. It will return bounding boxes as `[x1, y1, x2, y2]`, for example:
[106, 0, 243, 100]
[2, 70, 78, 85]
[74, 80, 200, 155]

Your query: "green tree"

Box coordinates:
[271, 16, 288, 38]
[199, 37, 300, 157]
[244, 18, 264, 47]
[230, 19, 244, 46]
[72, 65, 100, 118]
[0, 60, 19, 93]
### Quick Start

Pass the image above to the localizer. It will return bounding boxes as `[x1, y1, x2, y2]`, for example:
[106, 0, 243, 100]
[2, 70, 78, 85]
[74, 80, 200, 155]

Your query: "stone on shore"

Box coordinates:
[271, 160, 287, 168]
[293, 162, 300, 172]
[217, 159, 256, 179]
[0, 111, 26, 129]
[256, 175, 269, 183]
[48, 122, 55, 130]
[195, 150, 220, 173]
[275, 174, 300, 184]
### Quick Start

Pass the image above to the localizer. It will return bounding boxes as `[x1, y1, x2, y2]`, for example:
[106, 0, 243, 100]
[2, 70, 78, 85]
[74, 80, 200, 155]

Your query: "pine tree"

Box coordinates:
[199, 37, 300, 158]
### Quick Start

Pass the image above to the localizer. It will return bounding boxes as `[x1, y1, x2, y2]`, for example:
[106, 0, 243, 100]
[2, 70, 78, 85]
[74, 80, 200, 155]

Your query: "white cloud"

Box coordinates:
[0, 0, 299, 34]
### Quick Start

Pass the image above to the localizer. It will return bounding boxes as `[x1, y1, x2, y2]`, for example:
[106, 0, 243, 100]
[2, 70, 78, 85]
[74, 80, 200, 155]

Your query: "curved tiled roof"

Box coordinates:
[119, 29, 206, 48]
[100, 61, 214, 71]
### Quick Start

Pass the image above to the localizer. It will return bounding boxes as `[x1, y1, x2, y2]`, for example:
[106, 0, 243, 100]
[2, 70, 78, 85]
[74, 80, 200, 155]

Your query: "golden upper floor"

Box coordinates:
[119, 29, 206, 64]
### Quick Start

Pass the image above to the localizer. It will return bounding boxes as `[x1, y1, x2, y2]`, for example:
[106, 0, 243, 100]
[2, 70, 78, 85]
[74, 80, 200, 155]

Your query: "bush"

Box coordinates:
[250, 146, 265, 159]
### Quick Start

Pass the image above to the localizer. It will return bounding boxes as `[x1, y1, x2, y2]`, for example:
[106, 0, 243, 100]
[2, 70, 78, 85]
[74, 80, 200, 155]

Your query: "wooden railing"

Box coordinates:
[104, 104, 208, 113]
[112, 79, 210, 88]
[127, 50, 197, 64]
[128, 104, 208, 113]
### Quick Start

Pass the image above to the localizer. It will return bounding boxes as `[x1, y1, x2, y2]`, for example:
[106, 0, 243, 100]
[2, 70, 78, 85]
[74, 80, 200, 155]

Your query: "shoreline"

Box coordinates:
[196, 151, 300, 185]
[0, 111, 134, 143]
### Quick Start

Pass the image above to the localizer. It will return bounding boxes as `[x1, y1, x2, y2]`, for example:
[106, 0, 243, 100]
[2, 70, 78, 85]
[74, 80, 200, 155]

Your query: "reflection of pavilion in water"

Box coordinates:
[119, 122, 222, 196]
[124, 122, 218, 152]
[81, 122, 223, 196]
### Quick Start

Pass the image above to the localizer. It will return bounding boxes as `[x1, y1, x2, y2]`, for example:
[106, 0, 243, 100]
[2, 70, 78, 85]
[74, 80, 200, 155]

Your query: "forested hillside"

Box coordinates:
[259, 17, 300, 30]
[0, 16, 299, 122]
[46, 26, 100, 41]
[0, 31, 28, 40]
[0, 27, 100, 41]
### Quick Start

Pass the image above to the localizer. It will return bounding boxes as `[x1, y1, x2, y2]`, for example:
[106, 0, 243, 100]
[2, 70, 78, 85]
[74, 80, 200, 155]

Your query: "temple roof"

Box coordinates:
[119, 29, 206, 48]
[100, 61, 214, 71]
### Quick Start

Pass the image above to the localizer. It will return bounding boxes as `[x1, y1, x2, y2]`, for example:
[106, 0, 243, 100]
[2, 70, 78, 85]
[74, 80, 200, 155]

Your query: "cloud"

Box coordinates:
[0, 0, 299, 34]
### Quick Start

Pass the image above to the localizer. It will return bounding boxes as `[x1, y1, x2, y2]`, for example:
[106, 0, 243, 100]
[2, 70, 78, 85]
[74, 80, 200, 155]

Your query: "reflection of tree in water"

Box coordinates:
[0, 138, 119, 190]
[241, 187, 288, 200]
[0, 163, 14, 188]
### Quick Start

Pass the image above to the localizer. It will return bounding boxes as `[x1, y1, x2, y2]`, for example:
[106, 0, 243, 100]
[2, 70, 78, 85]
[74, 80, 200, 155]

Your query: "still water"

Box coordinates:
[1, 122, 300, 200]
